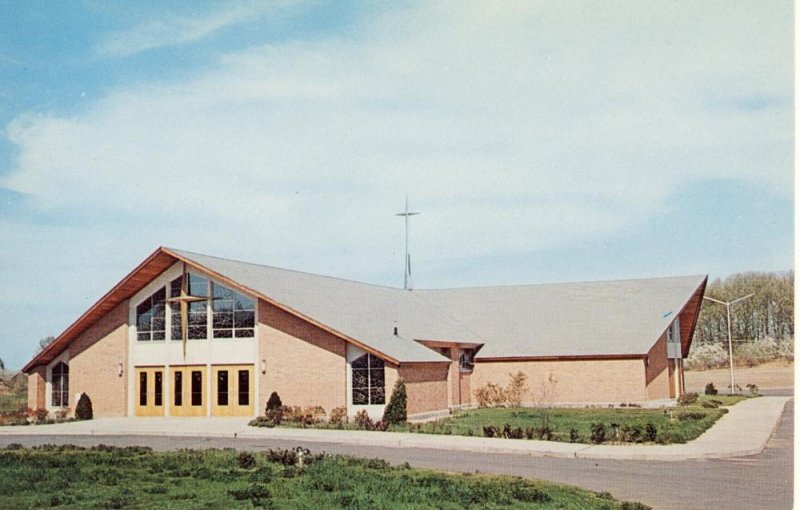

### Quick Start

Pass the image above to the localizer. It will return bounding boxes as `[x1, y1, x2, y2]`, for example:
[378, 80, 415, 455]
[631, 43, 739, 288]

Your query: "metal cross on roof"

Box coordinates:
[395, 195, 420, 290]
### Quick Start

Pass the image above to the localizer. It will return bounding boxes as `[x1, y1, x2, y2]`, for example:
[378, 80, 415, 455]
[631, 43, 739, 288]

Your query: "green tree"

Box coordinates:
[75, 393, 93, 420]
[696, 271, 793, 344]
[382, 379, 407, 424]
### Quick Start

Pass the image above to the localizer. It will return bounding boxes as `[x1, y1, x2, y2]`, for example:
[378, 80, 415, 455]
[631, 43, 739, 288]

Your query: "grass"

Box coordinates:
[257, 394, 749, 445]
[0, 444, 650, 509]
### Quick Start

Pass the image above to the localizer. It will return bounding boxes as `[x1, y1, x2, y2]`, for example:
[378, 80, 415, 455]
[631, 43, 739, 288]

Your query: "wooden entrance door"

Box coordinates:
[135, 367, 165, 417]
[210, 365, 255, 417]
[169, 366, 207, 417]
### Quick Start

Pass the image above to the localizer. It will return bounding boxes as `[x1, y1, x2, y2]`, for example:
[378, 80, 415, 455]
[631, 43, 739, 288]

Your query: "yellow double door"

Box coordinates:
[135, 365, 254, 417]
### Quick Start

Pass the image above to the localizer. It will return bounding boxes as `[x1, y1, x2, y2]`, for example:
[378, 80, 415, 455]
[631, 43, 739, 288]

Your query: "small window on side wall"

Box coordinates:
[459, 350, 474, 371]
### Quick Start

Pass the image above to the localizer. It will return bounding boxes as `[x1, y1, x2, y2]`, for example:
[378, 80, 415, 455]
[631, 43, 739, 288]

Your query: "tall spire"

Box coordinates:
[395, 195, 420, 290]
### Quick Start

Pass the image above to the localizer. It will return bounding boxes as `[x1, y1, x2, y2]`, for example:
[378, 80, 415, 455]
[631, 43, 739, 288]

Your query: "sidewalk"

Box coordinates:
[0, 396, 790, 462]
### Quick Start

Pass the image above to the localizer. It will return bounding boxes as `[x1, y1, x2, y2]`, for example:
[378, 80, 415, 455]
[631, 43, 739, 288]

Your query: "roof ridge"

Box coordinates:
[415, 274, 708, 292]
[165, 247, 405, 292]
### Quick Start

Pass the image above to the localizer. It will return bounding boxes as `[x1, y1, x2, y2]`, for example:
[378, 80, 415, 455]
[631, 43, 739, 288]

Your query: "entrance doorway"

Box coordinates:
[170, 365, 207, 417]
[135, 367, 165, 417]
[211, 365, 254, 416]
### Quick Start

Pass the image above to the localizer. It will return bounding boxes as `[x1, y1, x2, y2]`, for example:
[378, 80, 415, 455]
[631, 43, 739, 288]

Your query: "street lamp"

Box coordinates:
[703, 293, 754, 395]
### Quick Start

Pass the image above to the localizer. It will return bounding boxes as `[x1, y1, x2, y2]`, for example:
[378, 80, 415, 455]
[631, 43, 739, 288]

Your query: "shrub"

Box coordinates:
[677, 411, 707, 421]
[677, 392, 698, 406]
[569, 428, 580, 443]
[620, 424, 643, 443]
[382, 379, 407, 424]
[237, 451, 256, 469]
[54, 407, 70, 421]
[506, 371, 529, 407]
[29, 408, 48, 423]
[266, 392, 282, 412]
[644, 423, 657, 442]
[621, 502, 652, 510]
[746, 383, 759, 396]
[354, 410, 372, 429]
[228, 483, 270, 502]
[704, 382, 718, 395]
[329, 406, 347, 425]
[589, 423, 606, 444]
[474, 382, 507, 408]
[701, 400, 719, 409]
[482, 426, 500, 438]
[75, 393, 93, 420]
[265, 392, 283, 424]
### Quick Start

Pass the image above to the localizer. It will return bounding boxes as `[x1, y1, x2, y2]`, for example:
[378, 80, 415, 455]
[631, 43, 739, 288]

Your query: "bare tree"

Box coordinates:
[36, 336, 56, 354]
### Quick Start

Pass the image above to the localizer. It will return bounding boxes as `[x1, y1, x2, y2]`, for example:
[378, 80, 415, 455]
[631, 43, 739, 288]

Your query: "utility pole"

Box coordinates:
[703, 293, 754, 395]
[395, 196, 419, 290]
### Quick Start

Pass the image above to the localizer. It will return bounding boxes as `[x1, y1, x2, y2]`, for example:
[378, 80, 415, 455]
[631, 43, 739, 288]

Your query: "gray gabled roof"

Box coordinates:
[169, 248, 705, 363]
[417, 275, 707, 358]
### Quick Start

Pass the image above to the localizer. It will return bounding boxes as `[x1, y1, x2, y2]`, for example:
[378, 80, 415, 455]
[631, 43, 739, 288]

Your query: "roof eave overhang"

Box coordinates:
[475, 353, 646, 362]
[23, 247, 179, 373]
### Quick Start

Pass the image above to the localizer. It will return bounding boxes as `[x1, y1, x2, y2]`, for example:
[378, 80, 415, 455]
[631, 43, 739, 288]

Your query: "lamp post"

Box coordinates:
[703, 293, 754, 395]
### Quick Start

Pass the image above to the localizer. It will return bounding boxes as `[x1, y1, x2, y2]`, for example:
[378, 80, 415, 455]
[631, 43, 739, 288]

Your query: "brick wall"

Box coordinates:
[68, 300, 129, 416]
[258, 300, 347, 414]
[398, 362, 449, 415]
[26, 366, 46, 410]
[472, 358, 647, 404]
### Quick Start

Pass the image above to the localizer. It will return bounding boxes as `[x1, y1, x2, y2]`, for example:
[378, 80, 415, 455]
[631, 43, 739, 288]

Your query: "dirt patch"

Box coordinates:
[685, 361, 794, 392]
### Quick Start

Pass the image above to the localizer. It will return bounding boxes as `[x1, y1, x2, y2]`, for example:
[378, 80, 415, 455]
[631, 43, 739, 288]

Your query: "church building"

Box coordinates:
[23, 247, 706, 420]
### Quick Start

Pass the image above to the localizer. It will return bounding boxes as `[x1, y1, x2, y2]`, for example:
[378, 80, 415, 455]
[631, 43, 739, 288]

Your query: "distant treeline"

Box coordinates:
[695, 271, 793, 343]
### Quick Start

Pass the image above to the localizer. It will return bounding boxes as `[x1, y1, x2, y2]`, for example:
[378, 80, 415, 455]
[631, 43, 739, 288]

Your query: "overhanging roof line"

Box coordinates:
[22, 247, 177, 373]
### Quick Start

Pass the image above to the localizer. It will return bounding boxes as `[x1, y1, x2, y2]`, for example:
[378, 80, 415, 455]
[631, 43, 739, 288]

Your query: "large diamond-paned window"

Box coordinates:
[212, 282, 255, 338]
[351, 353, 385, 405]
[51, 362, 69, 407]
[136, 287, 166, 341]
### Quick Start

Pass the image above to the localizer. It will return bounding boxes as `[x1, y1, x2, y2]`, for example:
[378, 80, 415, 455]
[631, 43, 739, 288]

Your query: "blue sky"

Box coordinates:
[0, 1, 793, 369]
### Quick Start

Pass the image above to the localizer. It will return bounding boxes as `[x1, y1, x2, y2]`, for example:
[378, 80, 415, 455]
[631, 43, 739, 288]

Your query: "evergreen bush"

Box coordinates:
[75, 393, 93, 420]
[266, 392, 282, 412]
[382, 379, 407, 424]
[704, 382, 718, 395]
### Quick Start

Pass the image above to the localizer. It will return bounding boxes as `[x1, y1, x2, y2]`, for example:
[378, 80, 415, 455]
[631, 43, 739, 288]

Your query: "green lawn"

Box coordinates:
[256, 395, 748, 445]
[403, 394, 746, 444]
[0, 444, 650, 509]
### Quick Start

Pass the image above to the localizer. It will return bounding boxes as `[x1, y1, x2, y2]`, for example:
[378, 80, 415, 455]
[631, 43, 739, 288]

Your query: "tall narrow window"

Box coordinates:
[351, 353, 385, 405]
[51, 362, 69, 407]
[136, 287, 166, 341]
[169, 273, 211, 340]
[191, 370, 202, 406]
[169, 277, 183, 341]
[174, 371, 183, 406]
[154, 371, 163, 406]
[139, 372, 147, 406]
[238, 370, 249, 406]
[217, 370, 229, 406]
[211, 282, 255, 338]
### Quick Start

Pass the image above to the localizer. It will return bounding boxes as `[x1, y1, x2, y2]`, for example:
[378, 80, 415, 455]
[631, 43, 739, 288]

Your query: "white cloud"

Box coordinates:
[2, 1, 793, 278]
[96, 1, 299, 57]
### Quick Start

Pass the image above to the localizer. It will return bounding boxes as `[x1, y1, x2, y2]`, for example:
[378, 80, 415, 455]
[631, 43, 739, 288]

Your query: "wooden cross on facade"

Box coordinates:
[165, 268, 210, 358]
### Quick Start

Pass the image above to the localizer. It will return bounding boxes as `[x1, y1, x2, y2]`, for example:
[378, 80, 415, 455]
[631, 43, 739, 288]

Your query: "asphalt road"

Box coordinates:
[1, 397, 792, 510]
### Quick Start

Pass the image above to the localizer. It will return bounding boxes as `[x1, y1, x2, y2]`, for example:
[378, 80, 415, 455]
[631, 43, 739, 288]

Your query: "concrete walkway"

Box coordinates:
[0, 396, 789, 461]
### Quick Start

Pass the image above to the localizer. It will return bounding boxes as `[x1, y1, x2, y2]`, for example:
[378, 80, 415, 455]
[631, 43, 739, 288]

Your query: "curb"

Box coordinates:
[0, 397, 789, 461]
